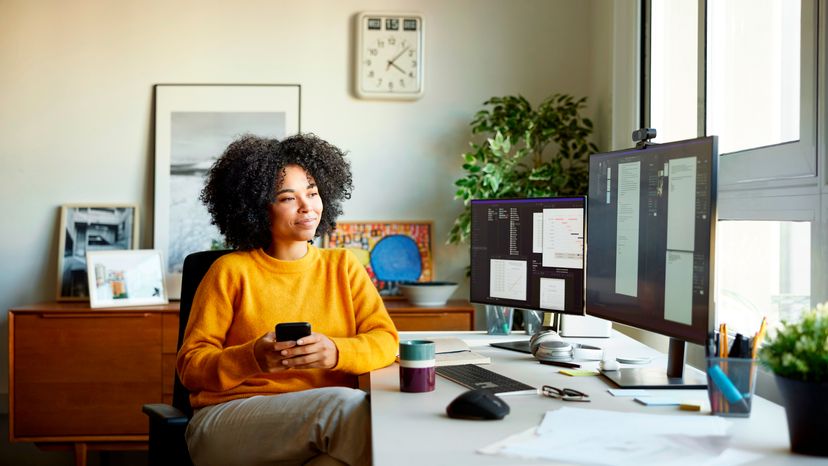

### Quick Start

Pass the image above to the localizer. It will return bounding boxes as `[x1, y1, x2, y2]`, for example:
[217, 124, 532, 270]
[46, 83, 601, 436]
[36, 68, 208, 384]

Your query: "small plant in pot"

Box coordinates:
[759, 303, 828, 456]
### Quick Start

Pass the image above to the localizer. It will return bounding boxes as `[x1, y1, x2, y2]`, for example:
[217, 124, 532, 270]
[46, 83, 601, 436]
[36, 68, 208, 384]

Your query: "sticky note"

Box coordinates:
[559, 369, 599, 377]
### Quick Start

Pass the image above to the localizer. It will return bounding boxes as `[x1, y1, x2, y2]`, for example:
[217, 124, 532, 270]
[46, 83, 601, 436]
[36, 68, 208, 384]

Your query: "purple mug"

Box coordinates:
[399, 340, 436, 393]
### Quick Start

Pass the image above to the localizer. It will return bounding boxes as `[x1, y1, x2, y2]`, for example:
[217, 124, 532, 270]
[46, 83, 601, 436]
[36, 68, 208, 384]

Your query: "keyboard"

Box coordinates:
[435, 364, 536, 395]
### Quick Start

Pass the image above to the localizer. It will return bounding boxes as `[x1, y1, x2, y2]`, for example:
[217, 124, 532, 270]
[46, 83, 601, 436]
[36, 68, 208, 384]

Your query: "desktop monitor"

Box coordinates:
[586, 136, 717, 388]
[470, 197, 586, 352]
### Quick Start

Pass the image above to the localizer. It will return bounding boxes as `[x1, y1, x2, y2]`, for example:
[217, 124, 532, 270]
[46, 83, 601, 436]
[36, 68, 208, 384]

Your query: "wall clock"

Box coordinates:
[355, 12, 424, 100]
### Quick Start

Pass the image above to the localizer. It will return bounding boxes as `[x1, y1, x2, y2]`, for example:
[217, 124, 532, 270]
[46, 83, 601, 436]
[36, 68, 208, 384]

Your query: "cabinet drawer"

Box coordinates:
[12, 312, 163, 438]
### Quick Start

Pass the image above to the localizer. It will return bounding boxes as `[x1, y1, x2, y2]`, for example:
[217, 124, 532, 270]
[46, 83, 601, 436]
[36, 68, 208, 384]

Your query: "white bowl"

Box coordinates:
[398, 281, 458, 307]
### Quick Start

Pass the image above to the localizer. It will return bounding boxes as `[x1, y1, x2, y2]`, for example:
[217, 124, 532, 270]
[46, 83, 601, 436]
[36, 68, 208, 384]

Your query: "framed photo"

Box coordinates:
[153, 84, 301, 299]
[86, 250, 168, 308]
[56, 204, 138, 301]
[322, 221, 433, 297]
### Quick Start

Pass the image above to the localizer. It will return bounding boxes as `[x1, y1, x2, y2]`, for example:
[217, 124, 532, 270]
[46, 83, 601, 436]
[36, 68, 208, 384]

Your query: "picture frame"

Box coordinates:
[86, 249, 168, 308]
[322, 221, 433, 297]
[153, 84, 301, 299]
[56, 204, 138, 301]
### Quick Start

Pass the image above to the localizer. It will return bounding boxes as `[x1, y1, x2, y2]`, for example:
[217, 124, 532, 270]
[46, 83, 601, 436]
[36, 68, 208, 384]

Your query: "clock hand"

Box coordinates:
[387, 46, 410, 66]
[388, 61, 406, 74]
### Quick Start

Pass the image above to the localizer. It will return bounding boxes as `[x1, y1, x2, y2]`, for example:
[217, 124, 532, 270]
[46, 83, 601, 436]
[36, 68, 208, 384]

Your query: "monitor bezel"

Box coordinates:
[469, 195, 587, 316]
[585, 136, 717, 347]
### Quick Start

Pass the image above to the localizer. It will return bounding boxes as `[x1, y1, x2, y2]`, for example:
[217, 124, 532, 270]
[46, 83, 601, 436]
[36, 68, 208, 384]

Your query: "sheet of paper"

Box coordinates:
[634, 397, 683, 406]
[536, 407, 730, 437]
[480, 407, 745, 466]
[608, 389, 649, 397]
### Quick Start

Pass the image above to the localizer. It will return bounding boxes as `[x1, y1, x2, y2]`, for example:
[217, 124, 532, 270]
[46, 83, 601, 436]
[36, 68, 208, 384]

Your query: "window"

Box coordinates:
[643, 0, 822, 331]
[715, 220, 811, 335]
[707, 1, 801, 155]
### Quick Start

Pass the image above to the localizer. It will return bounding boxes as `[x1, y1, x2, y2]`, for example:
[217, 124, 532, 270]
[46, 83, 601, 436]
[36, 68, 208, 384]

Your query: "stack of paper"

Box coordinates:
[480, 407, 760, 466]
[395, 337, 491, 366]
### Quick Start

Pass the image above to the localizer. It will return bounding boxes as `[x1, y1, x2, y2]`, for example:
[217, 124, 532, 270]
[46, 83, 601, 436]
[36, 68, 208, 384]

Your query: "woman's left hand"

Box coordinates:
[279, 332, 339, 369]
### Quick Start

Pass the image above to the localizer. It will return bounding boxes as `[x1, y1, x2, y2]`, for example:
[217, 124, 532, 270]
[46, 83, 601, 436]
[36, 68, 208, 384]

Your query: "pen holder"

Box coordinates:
[485, 305, 514, 335]
[706, 357, 758, 417]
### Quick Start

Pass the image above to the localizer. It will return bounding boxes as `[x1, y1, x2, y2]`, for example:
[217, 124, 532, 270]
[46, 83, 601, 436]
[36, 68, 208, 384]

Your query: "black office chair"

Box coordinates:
[142, 249, 232, 466]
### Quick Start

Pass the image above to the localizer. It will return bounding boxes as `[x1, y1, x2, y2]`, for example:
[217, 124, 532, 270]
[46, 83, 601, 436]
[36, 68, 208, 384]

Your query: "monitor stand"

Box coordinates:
[489, 317, 560, 355]
[489, 340, 532, 354]
[600, 338, 707, 389]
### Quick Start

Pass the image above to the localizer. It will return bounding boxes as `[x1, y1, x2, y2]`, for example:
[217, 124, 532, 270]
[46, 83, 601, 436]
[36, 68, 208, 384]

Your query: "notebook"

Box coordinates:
[396, 337, 491, 366]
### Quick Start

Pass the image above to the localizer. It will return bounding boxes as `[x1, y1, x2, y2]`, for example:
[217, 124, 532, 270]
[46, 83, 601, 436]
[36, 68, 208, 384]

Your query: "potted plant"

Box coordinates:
[448, 94, 598, 331]
[448, 94, 598, 245]
[759, 303, 828, 456]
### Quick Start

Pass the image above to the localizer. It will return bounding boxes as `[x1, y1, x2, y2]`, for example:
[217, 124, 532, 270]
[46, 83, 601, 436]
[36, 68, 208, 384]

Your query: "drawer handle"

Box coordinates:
[41, 313, 152, 319]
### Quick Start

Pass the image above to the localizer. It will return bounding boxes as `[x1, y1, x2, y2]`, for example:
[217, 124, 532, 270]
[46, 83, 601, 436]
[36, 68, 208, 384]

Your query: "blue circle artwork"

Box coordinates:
[370, 235, 422, 282]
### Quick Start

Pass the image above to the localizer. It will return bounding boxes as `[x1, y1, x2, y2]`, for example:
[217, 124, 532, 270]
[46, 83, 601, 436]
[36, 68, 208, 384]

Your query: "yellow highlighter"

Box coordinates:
[752, 317, 768, 359]
[719, 323, 729, 357]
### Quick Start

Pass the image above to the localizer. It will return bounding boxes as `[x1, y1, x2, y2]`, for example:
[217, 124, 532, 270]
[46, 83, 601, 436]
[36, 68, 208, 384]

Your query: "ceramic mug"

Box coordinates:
[399, 340, 436, 393]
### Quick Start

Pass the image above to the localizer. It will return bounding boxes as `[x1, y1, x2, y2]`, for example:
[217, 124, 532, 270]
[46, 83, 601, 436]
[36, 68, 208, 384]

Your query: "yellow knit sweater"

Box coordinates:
[177, 246, 399, 408]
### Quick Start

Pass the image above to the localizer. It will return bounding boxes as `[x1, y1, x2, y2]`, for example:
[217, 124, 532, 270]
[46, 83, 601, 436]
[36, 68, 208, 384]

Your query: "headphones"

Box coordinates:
[530, 330, 603, 362]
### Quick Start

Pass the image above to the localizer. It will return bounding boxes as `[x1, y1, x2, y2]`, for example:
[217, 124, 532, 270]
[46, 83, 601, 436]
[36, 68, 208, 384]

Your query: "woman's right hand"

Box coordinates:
[253, 332, 297, 372]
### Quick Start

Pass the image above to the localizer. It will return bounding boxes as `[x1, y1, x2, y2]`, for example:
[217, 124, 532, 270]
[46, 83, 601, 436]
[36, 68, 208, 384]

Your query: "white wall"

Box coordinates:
[0, 0, 612, 404]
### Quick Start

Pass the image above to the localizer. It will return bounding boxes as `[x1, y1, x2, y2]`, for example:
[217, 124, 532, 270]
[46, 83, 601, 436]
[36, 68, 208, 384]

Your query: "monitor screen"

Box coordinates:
[470, 197, 586, 315]
[586, 136, 717, 348]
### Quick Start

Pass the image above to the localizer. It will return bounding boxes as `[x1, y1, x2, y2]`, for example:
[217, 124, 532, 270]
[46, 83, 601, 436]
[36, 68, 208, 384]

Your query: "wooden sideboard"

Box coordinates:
[8, 302, 179, 465]
[8, 299, 473, 464]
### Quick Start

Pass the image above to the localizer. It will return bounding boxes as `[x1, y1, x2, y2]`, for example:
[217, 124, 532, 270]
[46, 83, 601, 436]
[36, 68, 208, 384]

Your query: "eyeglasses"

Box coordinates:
[541, 385, 590, 402]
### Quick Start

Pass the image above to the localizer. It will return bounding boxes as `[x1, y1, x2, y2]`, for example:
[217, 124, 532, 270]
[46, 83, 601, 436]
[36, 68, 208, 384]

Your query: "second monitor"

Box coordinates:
[470, 197, 586, 352]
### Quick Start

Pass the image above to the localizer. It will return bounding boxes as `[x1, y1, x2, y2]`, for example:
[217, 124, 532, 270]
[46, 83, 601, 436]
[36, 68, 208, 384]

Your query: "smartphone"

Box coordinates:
[275, 322, 312, 342]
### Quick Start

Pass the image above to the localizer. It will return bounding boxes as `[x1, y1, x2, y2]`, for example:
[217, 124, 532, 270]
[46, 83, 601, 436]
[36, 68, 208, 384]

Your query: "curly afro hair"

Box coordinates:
[200, 133, 353, 251]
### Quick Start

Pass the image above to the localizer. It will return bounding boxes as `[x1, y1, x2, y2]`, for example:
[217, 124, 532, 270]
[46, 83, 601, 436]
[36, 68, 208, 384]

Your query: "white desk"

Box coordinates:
[369, 331, 824, 465]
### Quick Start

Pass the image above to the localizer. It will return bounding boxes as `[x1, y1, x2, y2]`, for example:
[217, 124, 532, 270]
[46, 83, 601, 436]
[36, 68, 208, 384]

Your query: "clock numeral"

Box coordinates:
[408, 71, 414, 78]
[368, 71, 374, 78]
[369, 48, 378, 56]
[411, 60, 417, 67]
[377, 39, 385, 48]
[399, 79, 405, 88]
[388, 81, 394, 90]
[364, 59, 372, 66]
[377, 78, 383, 86]
[388, 37, 396, 46]
[408, 49, 414, 57]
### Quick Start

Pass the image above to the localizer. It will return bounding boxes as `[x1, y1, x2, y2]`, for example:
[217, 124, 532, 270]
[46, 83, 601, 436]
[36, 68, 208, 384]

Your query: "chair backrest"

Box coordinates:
[172, 249, 233, 419]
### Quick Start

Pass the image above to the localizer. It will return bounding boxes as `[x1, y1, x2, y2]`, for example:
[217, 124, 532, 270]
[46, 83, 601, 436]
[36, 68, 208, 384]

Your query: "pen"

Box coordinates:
[540, 360, 581, 369]
[706, 331, 716, 358]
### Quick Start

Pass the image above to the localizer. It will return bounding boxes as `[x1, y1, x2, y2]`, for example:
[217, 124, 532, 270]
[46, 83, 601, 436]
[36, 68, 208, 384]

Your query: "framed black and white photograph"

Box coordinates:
[56, 204, 138, 301]
[153, 84, 301, 299]
[86, 249, 167, 308]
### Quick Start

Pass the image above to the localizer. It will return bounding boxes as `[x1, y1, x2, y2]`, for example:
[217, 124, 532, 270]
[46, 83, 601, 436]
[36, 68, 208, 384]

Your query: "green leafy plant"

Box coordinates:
[759, 303, 828, 382]
[448, 94, 599, 245]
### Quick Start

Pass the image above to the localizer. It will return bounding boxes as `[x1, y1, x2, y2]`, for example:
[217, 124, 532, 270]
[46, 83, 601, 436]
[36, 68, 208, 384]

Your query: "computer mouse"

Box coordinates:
[446, 389, 510, 420]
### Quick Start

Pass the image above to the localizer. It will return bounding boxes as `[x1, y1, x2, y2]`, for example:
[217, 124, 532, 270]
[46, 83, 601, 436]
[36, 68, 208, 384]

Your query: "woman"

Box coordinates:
[177, 134, 399, 466]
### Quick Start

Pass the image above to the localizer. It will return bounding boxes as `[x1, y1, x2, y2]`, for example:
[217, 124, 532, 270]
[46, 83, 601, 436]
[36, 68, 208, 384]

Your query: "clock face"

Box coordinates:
[356, 13, 423, 99]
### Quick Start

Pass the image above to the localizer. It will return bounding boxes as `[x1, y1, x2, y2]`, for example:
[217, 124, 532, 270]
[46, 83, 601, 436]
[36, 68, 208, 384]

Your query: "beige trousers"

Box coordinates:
[186, 387, 371, 466]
